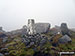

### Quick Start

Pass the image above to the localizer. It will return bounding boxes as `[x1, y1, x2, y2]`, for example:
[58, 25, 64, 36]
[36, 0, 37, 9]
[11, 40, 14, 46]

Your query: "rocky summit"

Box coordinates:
[0, 19, 75, 56]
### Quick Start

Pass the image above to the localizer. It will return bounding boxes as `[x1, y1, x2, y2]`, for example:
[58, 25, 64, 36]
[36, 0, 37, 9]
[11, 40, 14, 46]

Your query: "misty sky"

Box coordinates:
[0, 0, 75, 31]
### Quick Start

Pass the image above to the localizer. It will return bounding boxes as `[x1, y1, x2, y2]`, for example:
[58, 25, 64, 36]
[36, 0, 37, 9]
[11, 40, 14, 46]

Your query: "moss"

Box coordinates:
[25, 49, 34, 56]
[3, 32, 75, 56]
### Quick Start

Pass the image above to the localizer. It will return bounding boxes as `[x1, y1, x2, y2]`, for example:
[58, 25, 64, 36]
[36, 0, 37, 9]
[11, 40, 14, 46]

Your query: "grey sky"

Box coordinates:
[0, 0, 75, 31]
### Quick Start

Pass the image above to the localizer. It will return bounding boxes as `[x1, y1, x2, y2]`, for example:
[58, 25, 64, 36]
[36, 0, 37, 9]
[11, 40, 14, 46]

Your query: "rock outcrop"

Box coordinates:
[50, 26, 61, 35]
[34, 23, 50, 34]
[22, 34, 48, 48]
[6, 25, 27, 35]
[60, 23, 70, 36]
[0, 33, 8, 43]
[0, 53, 4, 56]
[0, 27, 5, 33]
[58, 35, 72, 43]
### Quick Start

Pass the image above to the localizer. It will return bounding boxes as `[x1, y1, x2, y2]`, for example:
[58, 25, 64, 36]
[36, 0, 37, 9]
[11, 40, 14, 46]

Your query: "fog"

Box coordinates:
[0, 0, 75, 31]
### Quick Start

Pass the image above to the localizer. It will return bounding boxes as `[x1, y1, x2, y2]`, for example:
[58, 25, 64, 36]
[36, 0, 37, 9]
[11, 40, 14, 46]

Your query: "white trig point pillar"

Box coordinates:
[27, 19, 36, 35]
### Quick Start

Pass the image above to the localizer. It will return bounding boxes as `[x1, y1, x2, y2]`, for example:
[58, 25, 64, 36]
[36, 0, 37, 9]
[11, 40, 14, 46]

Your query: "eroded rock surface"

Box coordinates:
[34, 23, 50, 34]
[58, 35, 72, 43]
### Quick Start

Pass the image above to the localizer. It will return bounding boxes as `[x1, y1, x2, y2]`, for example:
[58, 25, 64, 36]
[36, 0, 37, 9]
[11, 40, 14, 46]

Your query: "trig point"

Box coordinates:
[27, 19, 36, 35]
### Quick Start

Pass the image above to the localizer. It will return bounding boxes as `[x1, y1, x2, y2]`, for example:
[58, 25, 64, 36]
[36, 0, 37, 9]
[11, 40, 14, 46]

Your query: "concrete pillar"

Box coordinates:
[27, 19, 36, 35]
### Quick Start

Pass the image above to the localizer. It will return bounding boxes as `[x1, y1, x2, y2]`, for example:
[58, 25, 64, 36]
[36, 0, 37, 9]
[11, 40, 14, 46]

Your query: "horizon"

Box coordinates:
[0, 0, 75, 31]
[1, 19, 75, 32]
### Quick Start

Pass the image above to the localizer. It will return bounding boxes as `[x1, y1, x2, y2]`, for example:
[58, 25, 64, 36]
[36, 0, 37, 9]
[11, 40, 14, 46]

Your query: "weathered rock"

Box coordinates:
[4, 53, 9, 56]
[35, 23, 50, 34]
[50, 26, 61, 35]
[6, 25, 27, 35]
[3, 37, 8, 43]
[0, 53, 4, 56]
[1, 48, 8, 51]
[39, 39, 47, 46]
[0, 27, 5, 33]
[30, 42, 34, 46]
[60, 23, 70, 35]
[0, 33, 8, 43]
[22, 25, 28, 35]
[58, 35, 72, 43]
[0, 33, 7, 38]
[22, 34, 48, 48]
